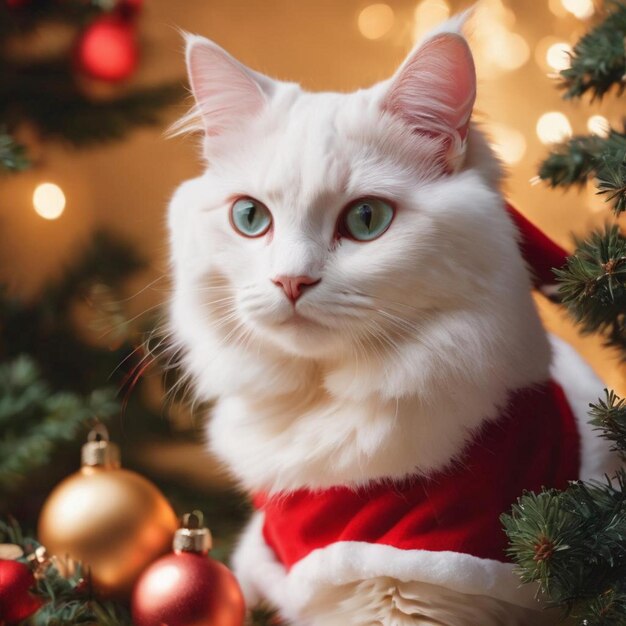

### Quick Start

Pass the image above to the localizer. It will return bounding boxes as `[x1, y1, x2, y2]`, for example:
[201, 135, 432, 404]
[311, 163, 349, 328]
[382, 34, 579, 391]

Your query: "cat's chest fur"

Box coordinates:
[207, 318, 550, 494]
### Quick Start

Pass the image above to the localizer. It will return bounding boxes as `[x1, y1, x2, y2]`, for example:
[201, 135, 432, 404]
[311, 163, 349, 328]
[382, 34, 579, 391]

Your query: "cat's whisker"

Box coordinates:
[208, 296, 237, 304]
[114, 274, 168, 303]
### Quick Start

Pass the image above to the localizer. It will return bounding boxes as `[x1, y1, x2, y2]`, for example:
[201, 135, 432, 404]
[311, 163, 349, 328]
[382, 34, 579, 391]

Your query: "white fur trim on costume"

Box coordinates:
[548, 334, 621, 482]
[232, 512, 302, 623]
[232, 512, 543, 618]
[287, 542, 541, 612]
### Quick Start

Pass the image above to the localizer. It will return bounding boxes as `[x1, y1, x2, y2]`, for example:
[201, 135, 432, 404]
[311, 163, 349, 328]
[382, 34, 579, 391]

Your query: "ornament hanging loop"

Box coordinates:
[173, 511, 212, 555]
[81, 422, 121, 468]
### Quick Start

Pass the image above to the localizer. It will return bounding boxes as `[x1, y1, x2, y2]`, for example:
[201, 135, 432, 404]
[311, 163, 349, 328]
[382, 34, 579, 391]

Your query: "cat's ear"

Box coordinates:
[185, 34, 272, 137]
[382, 27, 476, 171]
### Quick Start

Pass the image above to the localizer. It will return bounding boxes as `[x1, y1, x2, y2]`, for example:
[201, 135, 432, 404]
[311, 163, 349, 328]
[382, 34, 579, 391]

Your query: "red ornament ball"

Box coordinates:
[132, 551, 245, 626]
[76, 16, 138, 82]
[0, 559, 42, 623]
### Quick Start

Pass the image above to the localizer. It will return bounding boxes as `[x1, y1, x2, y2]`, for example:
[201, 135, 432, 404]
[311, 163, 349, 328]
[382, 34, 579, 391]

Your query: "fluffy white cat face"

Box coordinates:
[168, 28, 511, 360]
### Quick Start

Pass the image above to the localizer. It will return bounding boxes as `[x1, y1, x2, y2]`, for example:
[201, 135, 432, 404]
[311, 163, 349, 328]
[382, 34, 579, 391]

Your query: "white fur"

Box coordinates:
[548, 334, 620, 481]
[167, 15, 610, 626]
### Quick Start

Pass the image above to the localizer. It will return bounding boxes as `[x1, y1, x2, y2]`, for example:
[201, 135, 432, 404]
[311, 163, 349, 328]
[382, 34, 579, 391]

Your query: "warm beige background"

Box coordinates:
[1, 0, 623, 418]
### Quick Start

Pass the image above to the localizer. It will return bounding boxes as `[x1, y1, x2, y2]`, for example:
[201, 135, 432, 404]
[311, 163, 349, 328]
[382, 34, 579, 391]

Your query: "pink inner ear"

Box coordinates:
[383, 33, 476, 141]
[187, 38, 266, 137]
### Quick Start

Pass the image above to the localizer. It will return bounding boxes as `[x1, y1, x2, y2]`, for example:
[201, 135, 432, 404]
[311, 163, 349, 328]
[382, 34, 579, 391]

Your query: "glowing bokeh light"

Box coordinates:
[536, 112, 573, 144]
[548, 0, 569, 16]
[497, 32, 530, 70]
[358, 3, 395, 40]
[488, 123, 527, 165]
[483, 27, 529, 71]
[33, 182, 66, 220]
[546, 42, 572, 71]
[534, 37, 562, 70]
[587, 115, 610, 137]
[472, 2, 528, 76]
[561, 0, 594, 19]
[413, 0, 450, 42]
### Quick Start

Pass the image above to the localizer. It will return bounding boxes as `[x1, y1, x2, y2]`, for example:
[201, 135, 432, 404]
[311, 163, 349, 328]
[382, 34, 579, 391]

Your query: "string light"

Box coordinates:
[561, 0, 594, 19]
[413, 0, 450, 42]
[488, 123, 527, 165]
[358, 3, 395, 40]
[546, 42, 572, 71]
[536, 112, 572, 144]
[587, 115, 610, 137]
[33, 182, 66, 220]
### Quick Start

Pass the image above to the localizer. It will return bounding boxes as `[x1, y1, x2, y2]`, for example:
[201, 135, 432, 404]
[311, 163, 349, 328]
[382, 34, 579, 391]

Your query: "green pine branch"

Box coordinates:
[0, 0, 105, 39]
[0, 519, 134, 626]
[0, 356, 119, 494]
[554, 226, 626, 353]
[0, 3, 182, 166]
[539, 134, 605, 187]
[0, 128, 29, 172]
[502, 468, 626, 623]
[0, 230, 169, 507]
[539, 130, 626, 215]
[560, 1, 626, 100]
[589, 390, 626, 455]
[596, 148, 626, 214]
[0, 57, 181, 150]
[503, 392, 626, 625]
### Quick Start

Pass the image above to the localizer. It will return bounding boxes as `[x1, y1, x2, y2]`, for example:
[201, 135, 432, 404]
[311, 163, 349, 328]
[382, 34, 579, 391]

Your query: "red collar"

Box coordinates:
[254, 381, 580, 569]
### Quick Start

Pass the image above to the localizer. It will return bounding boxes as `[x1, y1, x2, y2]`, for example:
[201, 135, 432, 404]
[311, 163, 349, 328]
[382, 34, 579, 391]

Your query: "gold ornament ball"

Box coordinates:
[38, 426, 178, 599]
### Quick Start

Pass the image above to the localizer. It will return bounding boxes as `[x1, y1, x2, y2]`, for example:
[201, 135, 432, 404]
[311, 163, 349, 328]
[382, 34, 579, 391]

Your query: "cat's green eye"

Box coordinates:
[231, 198, 272, 237]
[340, 198, 394, 241]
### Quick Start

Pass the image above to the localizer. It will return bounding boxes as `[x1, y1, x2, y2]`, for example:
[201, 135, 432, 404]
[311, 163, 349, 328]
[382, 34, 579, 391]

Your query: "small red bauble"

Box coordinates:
[76, 16, 138, 82]
[0, 559, 42, 623]
[132, 513, 245, 626]
[132, 552, 245, 626]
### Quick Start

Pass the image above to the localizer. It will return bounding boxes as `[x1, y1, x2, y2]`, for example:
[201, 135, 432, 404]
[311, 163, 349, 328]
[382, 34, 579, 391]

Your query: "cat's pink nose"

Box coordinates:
[272, 275, 320, 303]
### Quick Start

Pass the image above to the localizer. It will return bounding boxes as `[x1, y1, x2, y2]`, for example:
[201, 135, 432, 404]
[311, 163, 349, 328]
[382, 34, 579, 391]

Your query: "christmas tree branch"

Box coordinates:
[40, 230, 145, 312]
[0, 0, 102, 39]
[560, 1, 626, 100]
[502, 471, 626, 624]
[503, 392, 626, 625]
[0, 356, 119, 494]
[0, 128, 29, 172]
[589, 390, 626, 455]
[554, 226, 626, 353]
[539, 130, 626, 215]
[0, 57, 181, 148]
[0, 519, 134, 626]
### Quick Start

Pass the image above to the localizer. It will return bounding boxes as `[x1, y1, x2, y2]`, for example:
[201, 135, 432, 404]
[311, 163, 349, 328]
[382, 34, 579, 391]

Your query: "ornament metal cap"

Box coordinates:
[173, 511, 212, 555]
[81, 423, 121, 468]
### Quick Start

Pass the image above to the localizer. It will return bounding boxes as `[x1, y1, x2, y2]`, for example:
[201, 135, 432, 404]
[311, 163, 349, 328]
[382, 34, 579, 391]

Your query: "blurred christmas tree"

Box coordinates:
[0, 0, 186, 513]
[503, 3, 626, 625]
[0, 3, 263, 623]
[0, 0, 179, 172]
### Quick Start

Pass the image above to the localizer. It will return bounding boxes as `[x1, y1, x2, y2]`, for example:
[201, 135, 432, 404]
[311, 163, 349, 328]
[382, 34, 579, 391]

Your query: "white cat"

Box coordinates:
[167, 14, 617, 626]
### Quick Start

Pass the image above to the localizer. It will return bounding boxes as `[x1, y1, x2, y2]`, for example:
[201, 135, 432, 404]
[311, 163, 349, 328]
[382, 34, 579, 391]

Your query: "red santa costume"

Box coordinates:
[237, 205, 619, 618]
